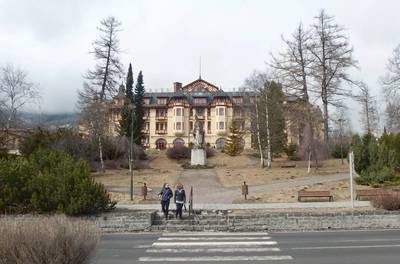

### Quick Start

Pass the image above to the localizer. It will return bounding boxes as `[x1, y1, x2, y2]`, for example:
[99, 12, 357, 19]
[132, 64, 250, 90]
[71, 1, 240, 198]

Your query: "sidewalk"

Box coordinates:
[116, 201, 370, 211]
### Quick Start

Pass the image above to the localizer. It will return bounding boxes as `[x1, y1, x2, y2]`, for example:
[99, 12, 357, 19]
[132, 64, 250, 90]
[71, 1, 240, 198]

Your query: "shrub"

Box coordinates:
[285, 143, 297, 157]
[206, 147, 215, 158]
[0, 150, 116, 215]
[0, 215, 100, 264]
[166, 145, 191, 160]
[355, 166, 396, 185]
[372, 190, 400, 210]
[331, 143, 349, 159]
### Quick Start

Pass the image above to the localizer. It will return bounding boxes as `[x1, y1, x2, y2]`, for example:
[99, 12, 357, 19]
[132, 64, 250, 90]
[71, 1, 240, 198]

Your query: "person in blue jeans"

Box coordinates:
[159, 183, 173, 220]
[174, 183, 186, 219]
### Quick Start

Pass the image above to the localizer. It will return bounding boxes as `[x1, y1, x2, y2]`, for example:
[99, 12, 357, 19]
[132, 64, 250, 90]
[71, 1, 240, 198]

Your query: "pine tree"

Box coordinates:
[119, 63, 134, 137]
[267, 81, 287, 154]
[133, 71, 145, 145]
[126, 63, 134, 102]
[225, 121, 243, 156]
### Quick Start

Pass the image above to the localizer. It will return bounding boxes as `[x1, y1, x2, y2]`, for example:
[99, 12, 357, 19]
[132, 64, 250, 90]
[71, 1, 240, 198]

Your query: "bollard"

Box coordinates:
[141, 183, 148, 200]
[241, 181, 249, 200]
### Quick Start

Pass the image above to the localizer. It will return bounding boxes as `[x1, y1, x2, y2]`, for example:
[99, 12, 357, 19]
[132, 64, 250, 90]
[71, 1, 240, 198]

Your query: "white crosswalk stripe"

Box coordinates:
[138, 232, 293, 262]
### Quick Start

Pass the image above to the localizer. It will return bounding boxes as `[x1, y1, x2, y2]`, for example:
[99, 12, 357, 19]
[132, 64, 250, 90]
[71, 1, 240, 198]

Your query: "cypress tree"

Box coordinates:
[225, 121, 243, 156]
[133, 71, 145, 145]
[126, 63, 134, 102]
[119, 63, 134, 136]
[267, 81, 287, 154]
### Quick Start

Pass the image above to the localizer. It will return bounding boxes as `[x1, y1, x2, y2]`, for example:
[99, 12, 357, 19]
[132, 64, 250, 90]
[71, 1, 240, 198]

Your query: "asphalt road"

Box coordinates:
[92, 230, 400, 264]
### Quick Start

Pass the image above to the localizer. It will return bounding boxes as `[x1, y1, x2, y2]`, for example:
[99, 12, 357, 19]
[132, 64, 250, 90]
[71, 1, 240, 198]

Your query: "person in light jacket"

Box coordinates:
[174, 183, 186, 219]
[159, 183, 173, 220]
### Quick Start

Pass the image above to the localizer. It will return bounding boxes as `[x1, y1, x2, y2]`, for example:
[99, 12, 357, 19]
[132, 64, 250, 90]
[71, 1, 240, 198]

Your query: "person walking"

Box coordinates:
[174, 183, 186, 219]
[159, 183, 173, 220]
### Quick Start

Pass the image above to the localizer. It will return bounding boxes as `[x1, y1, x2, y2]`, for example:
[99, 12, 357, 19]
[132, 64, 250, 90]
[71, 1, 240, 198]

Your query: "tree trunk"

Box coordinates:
[98, 135, 105, 172]
[255, 97, 264, 168]
[264, 90, 272, 168]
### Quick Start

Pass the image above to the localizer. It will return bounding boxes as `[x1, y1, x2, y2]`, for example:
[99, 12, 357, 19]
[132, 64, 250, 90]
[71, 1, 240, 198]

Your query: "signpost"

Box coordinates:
[349, 151, 354, 209]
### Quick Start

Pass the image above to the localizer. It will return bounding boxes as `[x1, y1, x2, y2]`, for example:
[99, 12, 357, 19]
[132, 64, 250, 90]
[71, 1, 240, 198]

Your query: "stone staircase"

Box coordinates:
[149, 210, 269, 232]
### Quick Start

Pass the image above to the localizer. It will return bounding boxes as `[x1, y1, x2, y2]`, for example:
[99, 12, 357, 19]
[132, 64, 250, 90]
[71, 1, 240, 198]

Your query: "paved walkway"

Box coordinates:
[117, 201, 370, 210]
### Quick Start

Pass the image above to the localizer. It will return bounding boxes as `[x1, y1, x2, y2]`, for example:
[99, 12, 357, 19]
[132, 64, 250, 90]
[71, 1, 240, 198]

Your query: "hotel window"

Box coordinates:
[157, 98, 167, 105]
[217, 107, 225, 116]
[175, 108, 183, 116]
[207, 108, 211, 117]
[175, 122, 183, 130]
[156, 122, 167, 131]
[144, 98, 151, 105]
[194, 98, 207, 104]
[233, 97, 243, 104]
[196, 108, 204, 116]
[144, 109, 150, 117]
[156, 109, 167, 117]
[190, 121, 193, 131]
[144, 122, 150, 130]
[207, 121, 211, 132]
[217, 121, 225, 130]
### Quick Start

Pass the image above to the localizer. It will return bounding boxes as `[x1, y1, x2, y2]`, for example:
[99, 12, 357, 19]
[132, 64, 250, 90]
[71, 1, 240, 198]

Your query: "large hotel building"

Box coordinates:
[109, 77, 323, 150]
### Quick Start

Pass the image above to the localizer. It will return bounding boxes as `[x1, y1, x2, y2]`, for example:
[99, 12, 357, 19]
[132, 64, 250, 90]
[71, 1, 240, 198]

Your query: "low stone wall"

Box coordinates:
[0, 210, 157, 233]
[87, 210, 156, 232]
[227, 211, 400, 231]
[2, 210, 400, 232]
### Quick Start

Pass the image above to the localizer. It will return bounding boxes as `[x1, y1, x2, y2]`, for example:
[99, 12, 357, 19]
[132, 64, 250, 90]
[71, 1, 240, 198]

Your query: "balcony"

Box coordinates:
[141, 129, 149, 134]
[143, 115, 150, 120]
[156, 115, 167, 120]
[156, 130, 167, 134]
[189, 115, 205, 120]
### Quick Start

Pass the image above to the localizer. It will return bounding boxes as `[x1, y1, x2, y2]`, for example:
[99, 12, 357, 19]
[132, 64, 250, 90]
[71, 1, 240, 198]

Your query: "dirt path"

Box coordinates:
[108, 170, 349, 204]
[173, 169, 349, 204]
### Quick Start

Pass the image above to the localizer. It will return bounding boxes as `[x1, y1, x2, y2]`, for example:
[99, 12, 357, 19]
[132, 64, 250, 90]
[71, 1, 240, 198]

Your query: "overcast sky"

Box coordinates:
[1, 0, 399, 129]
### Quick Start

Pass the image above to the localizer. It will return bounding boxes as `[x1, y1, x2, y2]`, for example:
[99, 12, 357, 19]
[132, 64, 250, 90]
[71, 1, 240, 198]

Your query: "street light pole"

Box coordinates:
[130, 104, 135, 201]
[338, 118, 344, 165]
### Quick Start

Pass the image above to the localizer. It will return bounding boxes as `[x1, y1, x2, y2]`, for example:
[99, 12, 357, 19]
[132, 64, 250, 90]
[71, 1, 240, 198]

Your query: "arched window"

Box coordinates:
[155, 138, 167, 150]
[173, 138, 185, 147]
[216, 138, 226, 150]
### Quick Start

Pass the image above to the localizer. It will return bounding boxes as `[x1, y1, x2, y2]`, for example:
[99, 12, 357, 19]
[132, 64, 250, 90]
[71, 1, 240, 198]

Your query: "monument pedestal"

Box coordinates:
[191, 148, 207, 166]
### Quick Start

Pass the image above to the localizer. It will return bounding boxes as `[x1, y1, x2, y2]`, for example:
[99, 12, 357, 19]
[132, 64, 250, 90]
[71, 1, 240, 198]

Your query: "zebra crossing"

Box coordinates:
[138, 232, 293, 262]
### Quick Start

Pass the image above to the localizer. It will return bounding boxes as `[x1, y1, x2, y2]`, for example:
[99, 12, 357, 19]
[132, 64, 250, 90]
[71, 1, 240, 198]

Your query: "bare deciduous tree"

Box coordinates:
[381, 44, 400, 132]
[81, 16, 123, 102]
[309, 9, 358, 144]
[78, 16, 123, 171]
[270, 23, 313, 102]
[0, 64, 39, 129]
[381, 44, 400, 97]
[355, 82, 379, 134]
[242, 71, 272, 168]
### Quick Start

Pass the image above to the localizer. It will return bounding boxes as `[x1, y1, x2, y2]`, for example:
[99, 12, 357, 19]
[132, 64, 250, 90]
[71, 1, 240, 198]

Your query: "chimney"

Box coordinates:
[173, 82, 182, 92]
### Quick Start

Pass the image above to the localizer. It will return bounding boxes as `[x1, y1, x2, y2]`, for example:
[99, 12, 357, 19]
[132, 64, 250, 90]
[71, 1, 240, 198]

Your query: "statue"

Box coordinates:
[192, 114, 204, 149]
[190, 114, 207, 165]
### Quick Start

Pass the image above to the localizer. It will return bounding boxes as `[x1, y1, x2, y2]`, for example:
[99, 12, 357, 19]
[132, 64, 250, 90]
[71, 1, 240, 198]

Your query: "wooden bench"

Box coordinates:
[298, 190, 333, 202]
[281, 164, 296, 168]
[355, 189, 385, 200]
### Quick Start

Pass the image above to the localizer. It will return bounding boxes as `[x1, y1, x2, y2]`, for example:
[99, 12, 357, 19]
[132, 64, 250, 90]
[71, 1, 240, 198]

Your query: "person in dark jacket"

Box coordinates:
[159, 183, 173, 220]
[174, 183, 186, 219]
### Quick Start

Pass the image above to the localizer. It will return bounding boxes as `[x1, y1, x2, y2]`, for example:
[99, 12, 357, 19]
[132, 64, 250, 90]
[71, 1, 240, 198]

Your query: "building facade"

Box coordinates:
[109, 78, 253, 150]
[108, 77, 323, 150]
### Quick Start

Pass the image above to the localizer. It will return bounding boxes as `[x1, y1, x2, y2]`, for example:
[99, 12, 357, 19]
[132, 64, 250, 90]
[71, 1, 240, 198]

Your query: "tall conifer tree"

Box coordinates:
[119, 63, 134, 136]
[133, 71, 145, 145]
[225, 121, 243, 156]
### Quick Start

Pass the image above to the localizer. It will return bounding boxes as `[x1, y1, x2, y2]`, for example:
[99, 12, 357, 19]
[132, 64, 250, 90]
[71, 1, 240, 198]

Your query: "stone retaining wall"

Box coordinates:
[227, 211, 400, 231]
[3, 210, 400, 232]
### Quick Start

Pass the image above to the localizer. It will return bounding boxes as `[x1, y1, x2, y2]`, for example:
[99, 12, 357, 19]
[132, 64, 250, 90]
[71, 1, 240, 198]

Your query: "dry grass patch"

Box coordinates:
[217, 156, 349, 187]
[0, 215, 100, 264]
[234, 180, 372, 203]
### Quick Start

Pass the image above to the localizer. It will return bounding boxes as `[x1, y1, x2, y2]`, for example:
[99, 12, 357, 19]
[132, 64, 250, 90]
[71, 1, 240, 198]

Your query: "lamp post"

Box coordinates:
[338, 118, 344, 165]
[129, 103, 136, 201]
